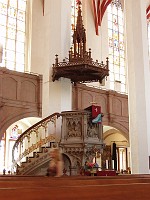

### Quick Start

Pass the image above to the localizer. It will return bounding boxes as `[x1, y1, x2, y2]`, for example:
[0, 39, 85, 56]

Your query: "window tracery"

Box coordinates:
[107, 0, 126, 93]
[0, 0, 27, 72]
[71, 0, 82, 46]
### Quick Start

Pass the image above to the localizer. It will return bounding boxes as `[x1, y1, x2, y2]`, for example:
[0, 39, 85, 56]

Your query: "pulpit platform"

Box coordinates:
[0, 174, 150, 200]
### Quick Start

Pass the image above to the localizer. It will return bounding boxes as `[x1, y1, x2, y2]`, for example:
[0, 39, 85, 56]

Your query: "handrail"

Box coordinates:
[12, 112, 61, 172]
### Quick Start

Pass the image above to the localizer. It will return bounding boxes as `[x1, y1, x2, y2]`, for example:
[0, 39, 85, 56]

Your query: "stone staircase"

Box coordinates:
[12, 108, 105, 176]
[16, 146, 52, 175]
[12, 112, 61, 175]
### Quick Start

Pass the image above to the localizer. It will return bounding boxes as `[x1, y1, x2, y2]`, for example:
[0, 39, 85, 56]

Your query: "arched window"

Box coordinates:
[0, 0, 27, 72]
[107, 0, 126, 93]
[71, 0, 78, 36]
[71, 0, 82, 44]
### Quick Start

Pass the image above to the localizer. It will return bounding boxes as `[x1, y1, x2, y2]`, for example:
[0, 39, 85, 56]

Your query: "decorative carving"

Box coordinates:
[67, 118, 82, 138]
[87, 123, 98, 138]
[14, 109, 105, 175]
[101, 145, 111, 169]
[12, 113, 60, 169]
[52, 3, 109, 84]
[64, 147, 84, 156]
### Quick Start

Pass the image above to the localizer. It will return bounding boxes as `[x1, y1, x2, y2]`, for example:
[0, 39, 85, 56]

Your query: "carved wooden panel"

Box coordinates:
[21, 81, 36, 102]
[72, 83, 129, 136]
[2, 77, 17, 100]
[101, 145, 111, 169]
[112, 97, 122, 116]
[0, 68, 42, 138]
[95, 94, 107, 113]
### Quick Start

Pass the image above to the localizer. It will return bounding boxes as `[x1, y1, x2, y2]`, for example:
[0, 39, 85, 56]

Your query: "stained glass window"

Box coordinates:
[71, 1, 80, 32]
[0, 0, 27, 72]
[71, 0, 82, 45]
[107, 0, 126, 93]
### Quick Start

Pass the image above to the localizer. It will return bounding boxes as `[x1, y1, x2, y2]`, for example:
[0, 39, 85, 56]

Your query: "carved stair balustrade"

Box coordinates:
[12, 112, 61, 175]
[12, 110, 104, 175]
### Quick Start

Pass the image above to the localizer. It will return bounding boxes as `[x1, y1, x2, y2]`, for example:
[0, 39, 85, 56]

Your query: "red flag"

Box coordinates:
[92, 105, 101, 118]
[76, 0, 81, 5]
[92, 0, 112, 35]
[92, 0, 99, 35]
[146, 5, 150, 19]
[100, 0, 112, 24]
[42, 0, 45, 16]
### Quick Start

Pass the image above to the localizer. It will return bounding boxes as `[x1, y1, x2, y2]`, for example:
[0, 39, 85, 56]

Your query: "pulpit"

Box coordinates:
[60, 108, 104, 175]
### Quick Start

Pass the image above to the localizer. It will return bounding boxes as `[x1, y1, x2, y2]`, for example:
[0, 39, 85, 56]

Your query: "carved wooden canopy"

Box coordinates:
[52, 3, 109, 84]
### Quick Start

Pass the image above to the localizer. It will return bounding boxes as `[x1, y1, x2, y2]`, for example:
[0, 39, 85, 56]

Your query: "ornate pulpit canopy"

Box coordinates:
[52, 2, 109, 84]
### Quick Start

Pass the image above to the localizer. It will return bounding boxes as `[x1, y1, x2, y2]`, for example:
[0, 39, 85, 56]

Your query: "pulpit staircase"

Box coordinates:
[12, 108, 105, 176]
[12, 112, 61, 175]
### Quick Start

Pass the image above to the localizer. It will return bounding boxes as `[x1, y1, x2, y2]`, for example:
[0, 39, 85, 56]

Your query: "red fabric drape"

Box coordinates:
[43, 0, 44, 16]
[92, 105, 101, 118]
[146, 5, 150, 19]
[92, 0, 112, 35]
[92, 0, 99, 35]
[101, 0, 112, 24]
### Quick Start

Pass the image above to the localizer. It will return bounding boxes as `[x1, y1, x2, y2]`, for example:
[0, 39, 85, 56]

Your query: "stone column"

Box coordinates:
[125, 0, 150, 173]
[30, 0, 72, 120]
[70, 166, 78, 176]
[47, 0, 72, 118]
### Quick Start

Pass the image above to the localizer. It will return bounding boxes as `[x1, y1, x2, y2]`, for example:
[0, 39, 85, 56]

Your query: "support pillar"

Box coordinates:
[125, 0, 150, 173]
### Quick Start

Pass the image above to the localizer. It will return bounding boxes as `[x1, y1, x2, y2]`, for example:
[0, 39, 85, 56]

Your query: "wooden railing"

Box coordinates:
[12, 112, 61, 173]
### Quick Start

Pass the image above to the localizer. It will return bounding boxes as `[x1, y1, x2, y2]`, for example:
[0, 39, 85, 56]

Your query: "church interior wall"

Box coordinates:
[1, 0, 150, 174]
[72, 83, 129, 135]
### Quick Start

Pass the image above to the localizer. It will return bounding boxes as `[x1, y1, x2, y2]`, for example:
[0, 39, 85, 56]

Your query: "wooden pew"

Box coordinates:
[0, 175, 150, 200]
[97, 170, 116, 176]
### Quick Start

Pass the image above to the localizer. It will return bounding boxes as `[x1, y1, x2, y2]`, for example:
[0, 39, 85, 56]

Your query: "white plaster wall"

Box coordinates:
[47, 0, 72, 116]
[145, 0, 150, 173]
[83, 0, 109, 62]
[26, 0, 150, 174]
[104, 132, 129, 147]
[49, 78, 72, 114]
[82, 0, 110, 90]
[125, 0, 150, 174]
[29, 0, 111, 117]
[30, 0, 72, 118]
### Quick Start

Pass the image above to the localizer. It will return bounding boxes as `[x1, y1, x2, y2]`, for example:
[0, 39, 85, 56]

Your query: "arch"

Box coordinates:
[62, 153, 72, 175]
[103, 120, 129, 140]
[0, 110, 40, 139]
[103, 126, 129, 142]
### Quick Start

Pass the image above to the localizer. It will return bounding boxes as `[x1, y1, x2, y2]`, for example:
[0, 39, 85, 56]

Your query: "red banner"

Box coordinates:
[146, 5, 150, 19]
[92, 0, 112, 35]
[92, 105, 101, 118]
